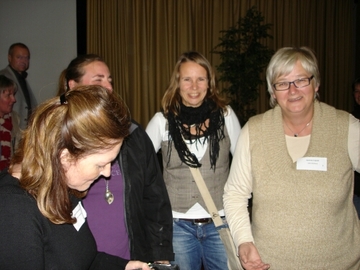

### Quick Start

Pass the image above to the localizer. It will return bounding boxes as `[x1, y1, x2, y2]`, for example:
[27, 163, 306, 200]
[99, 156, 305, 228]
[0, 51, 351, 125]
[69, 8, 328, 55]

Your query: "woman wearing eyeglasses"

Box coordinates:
[224, 47, 360, 269]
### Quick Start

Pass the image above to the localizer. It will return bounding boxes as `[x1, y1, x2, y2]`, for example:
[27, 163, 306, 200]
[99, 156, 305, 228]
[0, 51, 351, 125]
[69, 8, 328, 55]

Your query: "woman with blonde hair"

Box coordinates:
[146, 51, 241, 269]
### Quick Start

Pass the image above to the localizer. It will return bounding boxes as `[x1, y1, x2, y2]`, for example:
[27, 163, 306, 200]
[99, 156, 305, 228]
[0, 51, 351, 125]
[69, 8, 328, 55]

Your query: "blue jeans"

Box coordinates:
[172, 218, 228, 270]
[354, 195, 360, 219]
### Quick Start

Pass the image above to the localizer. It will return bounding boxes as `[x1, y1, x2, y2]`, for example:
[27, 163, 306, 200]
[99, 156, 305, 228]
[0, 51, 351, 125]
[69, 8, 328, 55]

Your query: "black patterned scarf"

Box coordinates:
[167, 99, 225, 170]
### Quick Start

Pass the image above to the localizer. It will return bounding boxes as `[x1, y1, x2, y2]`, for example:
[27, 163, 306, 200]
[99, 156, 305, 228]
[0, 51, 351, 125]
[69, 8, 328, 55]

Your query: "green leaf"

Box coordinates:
[211, 6, 273, 125]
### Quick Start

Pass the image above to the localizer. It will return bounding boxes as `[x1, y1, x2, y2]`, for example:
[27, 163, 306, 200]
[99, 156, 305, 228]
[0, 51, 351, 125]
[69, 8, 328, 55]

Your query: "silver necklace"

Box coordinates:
[284, 118, 312, 137]
[104, 180, 114, 204]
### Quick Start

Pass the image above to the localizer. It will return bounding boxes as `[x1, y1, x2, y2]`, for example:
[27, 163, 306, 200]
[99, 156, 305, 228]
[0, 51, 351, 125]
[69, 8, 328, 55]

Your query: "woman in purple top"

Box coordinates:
[57, 54, 174, 263]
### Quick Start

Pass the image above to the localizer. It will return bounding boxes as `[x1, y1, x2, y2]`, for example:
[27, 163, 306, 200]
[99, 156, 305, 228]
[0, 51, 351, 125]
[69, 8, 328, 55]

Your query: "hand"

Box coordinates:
[239, 242, 270, 270]
[125, 260, 151, 270]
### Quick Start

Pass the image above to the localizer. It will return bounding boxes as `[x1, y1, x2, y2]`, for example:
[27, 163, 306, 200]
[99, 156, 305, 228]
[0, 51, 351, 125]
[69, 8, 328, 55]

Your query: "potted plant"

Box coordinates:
[212, 6, 273, 126]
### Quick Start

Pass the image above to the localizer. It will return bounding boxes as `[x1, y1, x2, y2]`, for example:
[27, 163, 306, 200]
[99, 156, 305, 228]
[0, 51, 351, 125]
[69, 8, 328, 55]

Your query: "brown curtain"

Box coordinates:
[87, 0, 356, 128]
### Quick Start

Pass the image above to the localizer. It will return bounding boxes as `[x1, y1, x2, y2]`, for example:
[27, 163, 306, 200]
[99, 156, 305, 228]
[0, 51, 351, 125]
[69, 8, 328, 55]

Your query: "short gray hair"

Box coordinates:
[266, 47, 320, 108]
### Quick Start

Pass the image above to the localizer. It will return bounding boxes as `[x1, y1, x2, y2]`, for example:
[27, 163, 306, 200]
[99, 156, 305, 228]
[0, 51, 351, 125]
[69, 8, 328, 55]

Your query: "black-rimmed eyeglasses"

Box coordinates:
[273, 75, 314, 91]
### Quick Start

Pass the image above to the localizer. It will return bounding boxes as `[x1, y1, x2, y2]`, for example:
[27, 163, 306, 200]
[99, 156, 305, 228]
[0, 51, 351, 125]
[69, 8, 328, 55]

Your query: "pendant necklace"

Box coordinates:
[284, 118, 313, 137]
[104, 180, 114, 204]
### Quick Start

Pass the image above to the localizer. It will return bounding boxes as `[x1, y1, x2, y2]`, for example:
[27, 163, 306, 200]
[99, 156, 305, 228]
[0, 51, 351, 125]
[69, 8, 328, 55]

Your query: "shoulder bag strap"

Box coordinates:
[189, 167, 224, 228]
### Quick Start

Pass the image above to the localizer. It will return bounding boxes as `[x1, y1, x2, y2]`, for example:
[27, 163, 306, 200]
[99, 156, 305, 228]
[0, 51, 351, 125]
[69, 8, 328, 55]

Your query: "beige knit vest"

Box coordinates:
[161, 124, 230, 213]
[248, 102, 360, 269]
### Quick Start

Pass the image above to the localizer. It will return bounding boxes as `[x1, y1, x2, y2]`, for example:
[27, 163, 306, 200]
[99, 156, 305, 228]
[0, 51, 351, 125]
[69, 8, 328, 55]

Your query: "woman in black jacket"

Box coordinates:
[57, 54, 174, 263]
[0, 86, 151, 269]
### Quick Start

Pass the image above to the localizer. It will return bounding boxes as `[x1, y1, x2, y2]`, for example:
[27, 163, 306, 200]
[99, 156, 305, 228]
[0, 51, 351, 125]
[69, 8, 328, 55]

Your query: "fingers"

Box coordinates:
[238, 242, 270, 270]
[125, 261, 151, 270]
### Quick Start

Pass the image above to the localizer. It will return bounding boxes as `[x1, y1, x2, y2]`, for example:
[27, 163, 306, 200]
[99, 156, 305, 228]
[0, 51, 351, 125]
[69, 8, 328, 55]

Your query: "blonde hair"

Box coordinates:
[10, 85, 131, 224]
[161, 51, 227, 117]
[266, 47, 321, 107]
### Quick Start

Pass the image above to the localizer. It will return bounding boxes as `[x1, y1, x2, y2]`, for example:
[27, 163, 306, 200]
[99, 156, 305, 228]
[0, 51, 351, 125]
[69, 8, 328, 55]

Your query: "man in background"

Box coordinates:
[0, 43, 37, 130]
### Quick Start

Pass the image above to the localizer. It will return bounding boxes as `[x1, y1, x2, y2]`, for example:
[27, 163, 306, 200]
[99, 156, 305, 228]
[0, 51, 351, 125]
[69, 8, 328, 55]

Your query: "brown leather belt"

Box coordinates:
[179, 218, 213, 225]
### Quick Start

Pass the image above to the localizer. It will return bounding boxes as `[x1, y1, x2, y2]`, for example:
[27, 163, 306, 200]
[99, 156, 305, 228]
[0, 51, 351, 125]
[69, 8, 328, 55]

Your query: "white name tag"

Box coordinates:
[296, 157, 327, 171]
[72, 201, 87, 231]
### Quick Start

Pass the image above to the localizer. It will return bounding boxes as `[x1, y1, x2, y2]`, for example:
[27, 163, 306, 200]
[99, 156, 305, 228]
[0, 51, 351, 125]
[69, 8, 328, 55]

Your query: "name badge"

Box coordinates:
[296, 157, 327, 171]
[72, 201, 87, 231]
